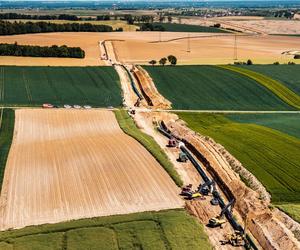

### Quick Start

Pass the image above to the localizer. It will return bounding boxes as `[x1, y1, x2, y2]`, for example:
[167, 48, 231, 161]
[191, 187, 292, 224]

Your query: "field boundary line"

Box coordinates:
[22, 69, 32, 103]
[0, 68, 4, 102]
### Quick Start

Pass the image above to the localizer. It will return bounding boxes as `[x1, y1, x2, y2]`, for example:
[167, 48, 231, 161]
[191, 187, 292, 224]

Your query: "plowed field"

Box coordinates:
[0, 109, 183, 230]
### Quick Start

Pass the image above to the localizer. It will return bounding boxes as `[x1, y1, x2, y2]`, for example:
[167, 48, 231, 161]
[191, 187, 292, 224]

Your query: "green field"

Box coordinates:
[0, 209, 212, 250]
[221, 65, 300, 109]
[276, 203, 300, 223]
[153, 23, 229, 33]
[114, 109, 183, 186]
[0, 109, 14, 191]
[238, 65, 300, 96]
[144, 65, 293, 110]
[228, 113, 300, 139]
[0, 66, 122, 107]
[177, 112, 300, 203]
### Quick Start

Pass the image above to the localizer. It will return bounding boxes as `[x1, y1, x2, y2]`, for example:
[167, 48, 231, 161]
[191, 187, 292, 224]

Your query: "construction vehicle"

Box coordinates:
[177, 152, 188, 162]
[221, 231, 244, 247]
[187, 191, 205, 200]
[198, 180, 215, 195]
[220, 214, 251, 248]
[210, 197, 219, 206]
[134, 98, 141, 107]
[208, 199, 235, 228]
[42, 103, 54, 108]
[180, 184, 192, 196]
[168, 137, 177, 147]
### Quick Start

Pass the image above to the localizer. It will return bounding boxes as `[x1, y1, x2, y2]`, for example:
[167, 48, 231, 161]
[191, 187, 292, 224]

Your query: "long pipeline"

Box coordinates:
[120, 65, 143, 100]
[157, 122, 258, 250]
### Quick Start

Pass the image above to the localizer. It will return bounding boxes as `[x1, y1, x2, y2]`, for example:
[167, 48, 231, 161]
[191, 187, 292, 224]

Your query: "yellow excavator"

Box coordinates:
[208, 199, 235, 228]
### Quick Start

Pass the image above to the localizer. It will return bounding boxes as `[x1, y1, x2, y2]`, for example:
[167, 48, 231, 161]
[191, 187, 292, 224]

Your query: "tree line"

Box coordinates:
[0, 20, 114, 35]
[0, 13, 81, 21]
[0, 42, 85, 58]
[138, 23, 165, 31]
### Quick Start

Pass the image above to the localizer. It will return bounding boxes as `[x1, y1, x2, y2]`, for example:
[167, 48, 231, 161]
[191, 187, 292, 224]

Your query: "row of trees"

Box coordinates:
[0, 12, 158, 24]
[0, 21, 113, 35]
[138, 23, 165, 31]
[0, 13, 80, 21]
[149, 55, 177, 66]
[0, 42, 85, 58]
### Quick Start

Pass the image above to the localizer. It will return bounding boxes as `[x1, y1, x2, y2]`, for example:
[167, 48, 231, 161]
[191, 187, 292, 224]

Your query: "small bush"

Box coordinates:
[273, 61, 280, 65]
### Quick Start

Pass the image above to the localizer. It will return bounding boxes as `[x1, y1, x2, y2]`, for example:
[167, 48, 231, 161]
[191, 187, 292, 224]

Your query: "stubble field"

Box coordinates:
[0, 109, 183, 230]
[0, 32, 299, 66]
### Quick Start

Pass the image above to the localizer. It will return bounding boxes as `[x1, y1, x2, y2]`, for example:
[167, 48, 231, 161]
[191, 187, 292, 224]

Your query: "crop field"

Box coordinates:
[0, 209, 211, 250]
[177, 112, 300, 203]
[0, 109, 183, 230]
[238, 65, 300, 96]
[144, 65, 293, 110]
[149, 23, 229, 33]
[0, 66, 122, 107]
[228, 113, 300, 139]
[221, 66, 300, 110]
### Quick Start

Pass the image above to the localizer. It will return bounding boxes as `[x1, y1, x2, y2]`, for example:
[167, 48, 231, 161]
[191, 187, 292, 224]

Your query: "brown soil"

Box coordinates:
[132, 65, 171, 109]
[0, 109, 183, 230]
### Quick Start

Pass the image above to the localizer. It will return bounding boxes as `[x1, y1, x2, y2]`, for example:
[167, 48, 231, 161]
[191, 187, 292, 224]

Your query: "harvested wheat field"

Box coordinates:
[0, 109, 183, 230]
[1, 32, 299, 65]
[113, 33, 300, 65]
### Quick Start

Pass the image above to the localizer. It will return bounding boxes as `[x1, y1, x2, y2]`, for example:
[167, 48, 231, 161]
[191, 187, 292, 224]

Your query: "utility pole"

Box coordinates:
[187, 33, 191, 53]
[234, 34, 238, 60]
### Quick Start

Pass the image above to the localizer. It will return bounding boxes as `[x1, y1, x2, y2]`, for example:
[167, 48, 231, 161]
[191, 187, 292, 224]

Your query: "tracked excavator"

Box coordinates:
[198, 180, 215, 195]
[208, 199, 235, 228]
[220, 214, 251, 248]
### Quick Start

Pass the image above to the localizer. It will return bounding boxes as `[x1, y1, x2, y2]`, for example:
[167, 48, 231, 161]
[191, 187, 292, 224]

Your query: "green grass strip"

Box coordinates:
[0, 209, 212, 250]
[0, 108, 14, 192]
[219, 65, 300, 110]
[114, 109, 183, 187]
[276, 203, 300, 224]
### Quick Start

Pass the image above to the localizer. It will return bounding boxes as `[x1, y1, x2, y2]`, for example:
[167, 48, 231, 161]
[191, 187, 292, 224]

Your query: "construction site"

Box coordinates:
[0, 4, 299, 249]
[86, 40, 300, 249]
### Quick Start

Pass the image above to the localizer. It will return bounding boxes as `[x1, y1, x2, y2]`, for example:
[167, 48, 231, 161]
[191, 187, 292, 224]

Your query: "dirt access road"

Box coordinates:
[0, 109, 183, 230]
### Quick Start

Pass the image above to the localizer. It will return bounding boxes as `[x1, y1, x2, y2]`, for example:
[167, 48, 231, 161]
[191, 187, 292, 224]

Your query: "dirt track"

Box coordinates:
[0, 109, 183, 230]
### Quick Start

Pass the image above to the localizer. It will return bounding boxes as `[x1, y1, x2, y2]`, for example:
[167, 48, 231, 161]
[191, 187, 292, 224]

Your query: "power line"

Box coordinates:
[187, 33, 191, 53]
[234, 34, 238, 60]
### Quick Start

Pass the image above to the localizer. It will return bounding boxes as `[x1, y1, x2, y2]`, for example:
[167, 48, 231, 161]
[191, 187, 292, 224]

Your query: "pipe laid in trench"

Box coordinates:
[157, 122, 258, 250]
[120, 65, 143, 100]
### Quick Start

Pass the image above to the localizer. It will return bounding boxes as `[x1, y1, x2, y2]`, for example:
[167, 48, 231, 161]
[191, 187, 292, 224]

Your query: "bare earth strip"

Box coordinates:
[0, 109, 183, 230]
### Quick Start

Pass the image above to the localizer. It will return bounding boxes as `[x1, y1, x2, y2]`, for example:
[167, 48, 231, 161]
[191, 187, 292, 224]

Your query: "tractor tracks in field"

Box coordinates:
[0, 68, 4, 102]
[21, 69, 32, 103]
